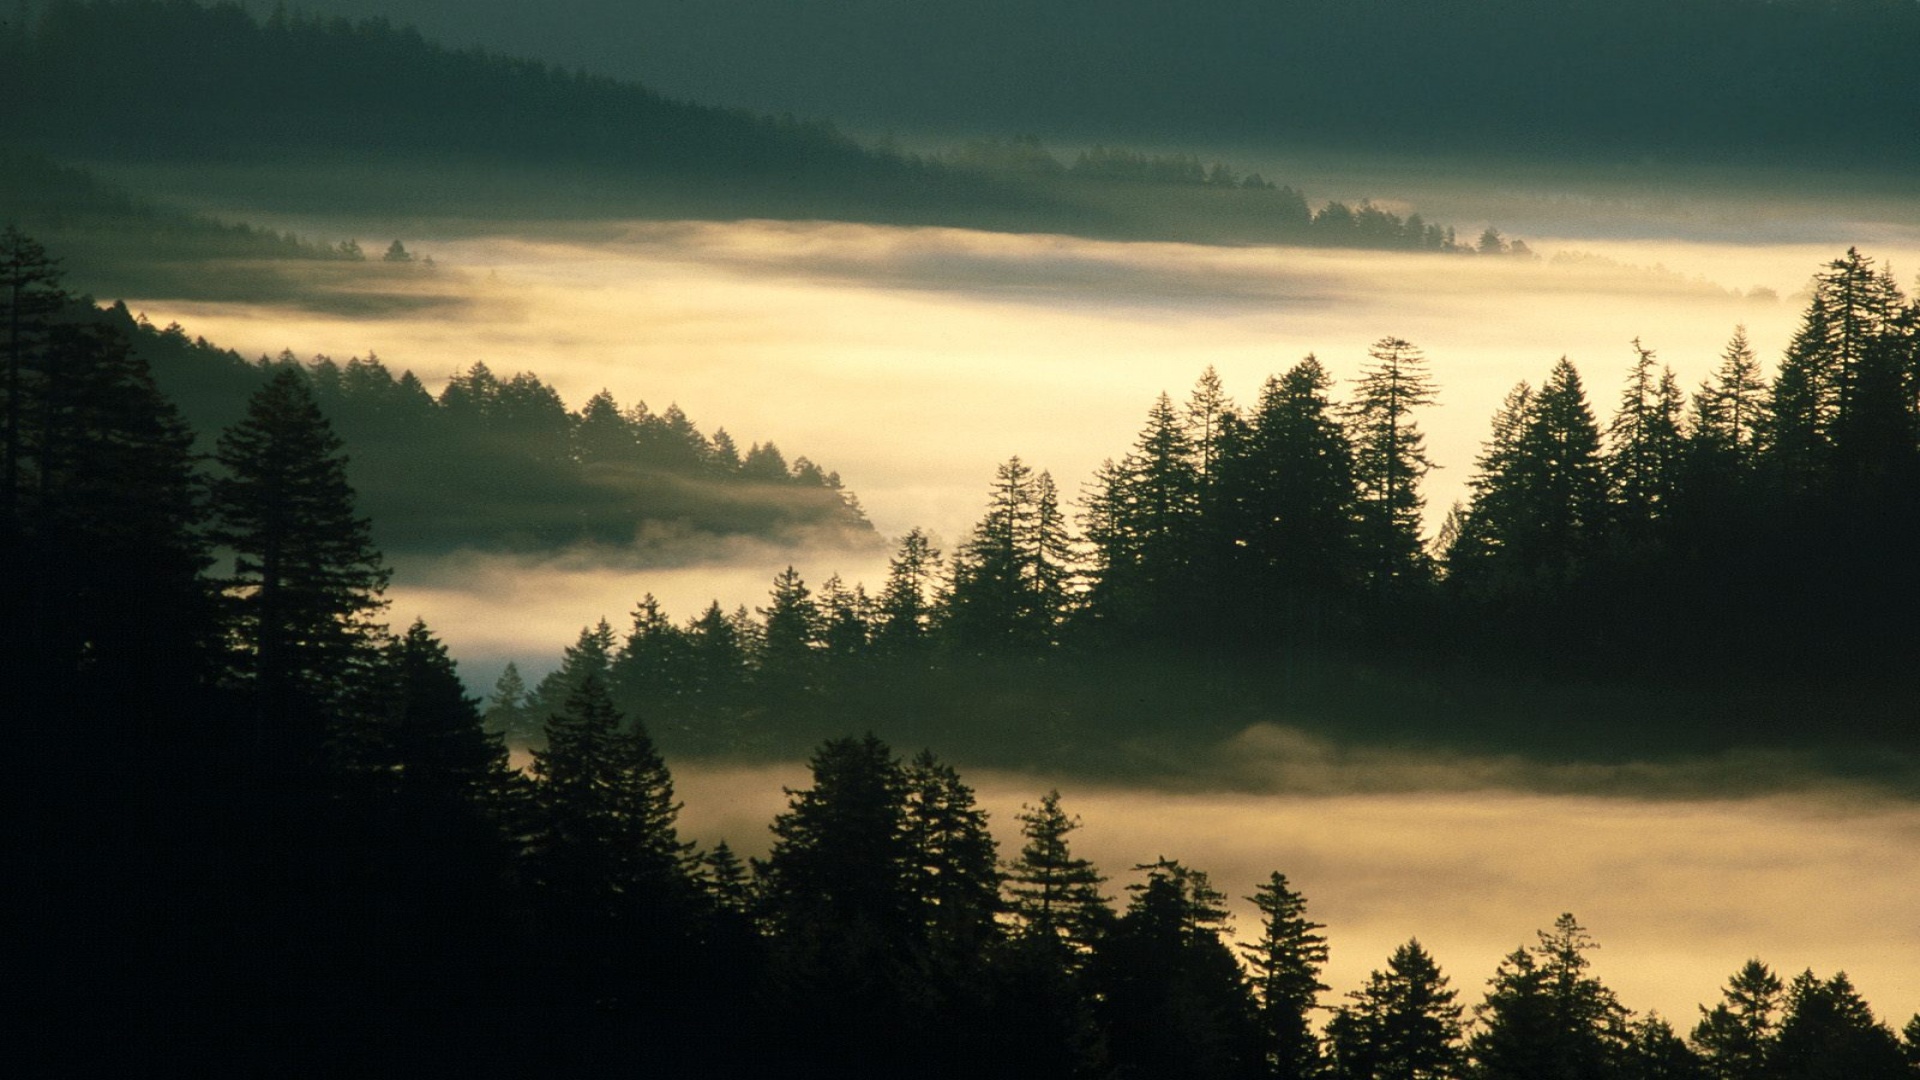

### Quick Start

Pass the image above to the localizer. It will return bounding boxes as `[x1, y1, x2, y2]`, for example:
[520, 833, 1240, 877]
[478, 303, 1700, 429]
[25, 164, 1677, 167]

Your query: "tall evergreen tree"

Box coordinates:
[1243, 872, 1330, 1079]
[377, 619, 514, 807]
[1443, 381, 1532, 583]
[1493, 360, 1608, 584]
[1095, 858, 1263, 1080]
[482, 661, 540, 745]
[758, 565, 822, 695]
[1081, 392, 1202, 636]
[1690, 326, 1768, 478]
[1215, 357, 1359, 642]
[902, 751, 1002, 953]
[527, 619, 617, 725]
[527, 672, 691, 929]
[756, 734, 926, 1074]
[1005, 789, 1110, 959]
[209, 366, 389, 743]
[946, 456, 1074, 651]
[1348, 336, 1439, 593]
[1768, 249, 1911, 488]
[1606, 339, 1686, 536]
[610, 593, 692, 721]
[874, 527, 942, 659]
[5, 305, 215, 703]
[1186, 365, 1236, 500]
[818, 572, 873, 666]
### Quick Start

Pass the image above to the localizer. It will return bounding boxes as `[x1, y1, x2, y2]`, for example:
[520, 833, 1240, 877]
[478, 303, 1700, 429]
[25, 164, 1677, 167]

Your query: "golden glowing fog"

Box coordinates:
[672, 761, 1920, 1032]
[124, 207, 1920, 1027]
[128, 217, 1920, 665]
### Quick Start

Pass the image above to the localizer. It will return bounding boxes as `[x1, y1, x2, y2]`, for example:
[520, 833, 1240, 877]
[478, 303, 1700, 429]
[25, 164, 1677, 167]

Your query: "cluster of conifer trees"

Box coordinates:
[495, 247, 1919, 757]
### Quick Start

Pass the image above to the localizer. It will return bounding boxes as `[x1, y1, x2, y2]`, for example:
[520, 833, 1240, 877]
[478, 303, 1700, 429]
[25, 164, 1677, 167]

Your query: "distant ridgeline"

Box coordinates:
[0, 1, 1483, 249]
[118, 308, 872, 554]
[935, 137, 1494, 252]
[0, 146, 414, 305]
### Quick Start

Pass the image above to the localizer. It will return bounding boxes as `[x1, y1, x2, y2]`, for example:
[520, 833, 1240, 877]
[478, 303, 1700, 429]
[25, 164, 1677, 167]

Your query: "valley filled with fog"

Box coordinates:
[109, 171, 1920, 1032]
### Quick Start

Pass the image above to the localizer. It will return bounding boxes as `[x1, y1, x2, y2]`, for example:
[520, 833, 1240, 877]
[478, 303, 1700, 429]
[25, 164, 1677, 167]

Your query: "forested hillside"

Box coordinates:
[0, 1, 1496, 248]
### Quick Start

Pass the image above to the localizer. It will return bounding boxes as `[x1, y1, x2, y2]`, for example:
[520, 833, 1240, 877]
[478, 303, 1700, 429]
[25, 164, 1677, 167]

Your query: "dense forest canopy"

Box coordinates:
[0, 1, 1509, 248]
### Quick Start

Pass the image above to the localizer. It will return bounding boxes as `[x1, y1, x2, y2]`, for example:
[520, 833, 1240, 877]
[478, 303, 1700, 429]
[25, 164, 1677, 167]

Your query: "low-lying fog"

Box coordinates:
[671, 761, 1920, 1031]
[130, 211, 1920, 672]
[119, 177, 1920, 1027]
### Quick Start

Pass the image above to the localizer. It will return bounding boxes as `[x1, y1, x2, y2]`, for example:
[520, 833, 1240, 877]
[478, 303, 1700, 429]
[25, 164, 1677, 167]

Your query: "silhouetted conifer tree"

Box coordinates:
[1243, 872, 1329, 1079]
[1325, 939, 1463, 1080]
[1691, 960, 1783, 1080]
[947, 456, 1074, 651]
[1690, 327, 1768, 480]
[1348, 336, 1438, 594]
[610, 593, 692, 722]
[1095, 858, 1263, 1080]
[210, 366, 389, 747]
[527, 672, 693, 1009]
[1081, 392, 1201, 636]
[875, 527, 942, 659]
[527, 619, 616, 728]
[377, 619, 514, 807]
[1769, 970, 1909, 1080]
[1005, 790, 1110, 959]
[1469, 914, 1628, 1080]
[818, 572, 872, 665]
[5, 305, 215, 704]
[1606, 339, 1686, 536]
[757, 734, 924, 1074]
[482, 660, 540, 745]
[759, 565, 822, 695]
[1215, 357, 1358, 643]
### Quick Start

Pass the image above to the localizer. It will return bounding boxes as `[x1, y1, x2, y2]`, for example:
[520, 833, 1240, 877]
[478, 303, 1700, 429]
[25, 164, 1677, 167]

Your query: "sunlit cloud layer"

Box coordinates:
[673, 761, 1920, 1032]
[137, 218, 1908, 551]
[132, 215, 1920, 670]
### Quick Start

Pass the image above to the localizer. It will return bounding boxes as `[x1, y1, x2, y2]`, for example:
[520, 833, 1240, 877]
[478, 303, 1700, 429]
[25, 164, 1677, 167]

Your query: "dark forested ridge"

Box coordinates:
[0, 1, 1501, 249]
[0, 145, 445, 307]
[279, 0, 1920, 168]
